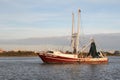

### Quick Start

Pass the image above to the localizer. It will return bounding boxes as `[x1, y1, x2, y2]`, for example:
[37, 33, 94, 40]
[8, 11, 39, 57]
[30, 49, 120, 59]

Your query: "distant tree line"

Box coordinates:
[0, 50, 120, 57]
[105, 51, 120, 56]
[0, 50, 37, 57]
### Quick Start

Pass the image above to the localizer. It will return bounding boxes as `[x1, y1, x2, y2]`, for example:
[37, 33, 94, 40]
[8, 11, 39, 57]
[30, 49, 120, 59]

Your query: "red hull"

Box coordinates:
[37, 53, 79, 63]
[37, 53, 108, 64]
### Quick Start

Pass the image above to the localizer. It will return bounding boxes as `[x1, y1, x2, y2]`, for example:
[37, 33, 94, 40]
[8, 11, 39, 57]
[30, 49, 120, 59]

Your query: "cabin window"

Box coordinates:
[47, 51, 54, 53]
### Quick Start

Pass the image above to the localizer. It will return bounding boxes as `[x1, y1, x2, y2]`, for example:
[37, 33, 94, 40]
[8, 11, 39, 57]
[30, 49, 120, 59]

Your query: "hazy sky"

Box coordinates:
[0, 0, 120, 39]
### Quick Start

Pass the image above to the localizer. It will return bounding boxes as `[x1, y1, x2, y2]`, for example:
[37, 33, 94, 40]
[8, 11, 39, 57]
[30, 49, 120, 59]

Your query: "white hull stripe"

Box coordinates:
[46, 57, 79, 61]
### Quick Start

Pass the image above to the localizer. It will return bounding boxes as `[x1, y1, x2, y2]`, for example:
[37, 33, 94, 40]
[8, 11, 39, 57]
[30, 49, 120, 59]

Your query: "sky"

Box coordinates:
[0, 0, 120, 39]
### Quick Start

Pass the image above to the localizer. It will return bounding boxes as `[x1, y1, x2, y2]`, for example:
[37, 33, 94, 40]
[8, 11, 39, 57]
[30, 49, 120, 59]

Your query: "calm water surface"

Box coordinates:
[0, 56, 120, 80]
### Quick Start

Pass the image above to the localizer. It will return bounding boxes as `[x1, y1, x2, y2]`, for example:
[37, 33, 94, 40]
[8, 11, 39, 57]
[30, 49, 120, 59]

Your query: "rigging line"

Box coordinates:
[88, 36, 103, 52]
[80, 38, 92, 52]
[95, 39, 103, 52]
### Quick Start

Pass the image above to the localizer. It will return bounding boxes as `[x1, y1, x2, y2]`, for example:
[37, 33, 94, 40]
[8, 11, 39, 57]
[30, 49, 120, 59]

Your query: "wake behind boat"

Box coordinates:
[37, 9, 108, 64]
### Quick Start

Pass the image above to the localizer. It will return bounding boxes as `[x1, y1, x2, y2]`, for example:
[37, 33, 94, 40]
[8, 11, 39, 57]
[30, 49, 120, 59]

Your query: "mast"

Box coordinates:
[76, 9, 81, 53]
[71, 9, 81, 54]
[71, 13, 75, 50]
[77, 9, 81, 36]
[72, 13, 74, 35]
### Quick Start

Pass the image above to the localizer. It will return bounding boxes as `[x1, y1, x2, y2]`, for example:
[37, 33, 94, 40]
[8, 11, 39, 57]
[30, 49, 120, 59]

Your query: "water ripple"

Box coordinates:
[0, 57, 120, 80]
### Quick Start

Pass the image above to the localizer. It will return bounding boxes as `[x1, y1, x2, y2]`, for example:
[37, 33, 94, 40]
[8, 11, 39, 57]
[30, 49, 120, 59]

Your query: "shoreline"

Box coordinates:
[0, 50, 38, 57]
[0, 50, 119, 57]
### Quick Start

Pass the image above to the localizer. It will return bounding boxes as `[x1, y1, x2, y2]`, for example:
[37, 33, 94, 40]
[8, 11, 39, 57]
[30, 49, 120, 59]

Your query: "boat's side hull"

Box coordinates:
[79, 58, 108, 64]
[37, 53, 79, 63]
[37, 53, 108, 64]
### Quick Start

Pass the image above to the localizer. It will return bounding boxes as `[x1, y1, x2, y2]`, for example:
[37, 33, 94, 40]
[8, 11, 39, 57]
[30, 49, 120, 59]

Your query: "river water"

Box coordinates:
[0, 56, 120, 80]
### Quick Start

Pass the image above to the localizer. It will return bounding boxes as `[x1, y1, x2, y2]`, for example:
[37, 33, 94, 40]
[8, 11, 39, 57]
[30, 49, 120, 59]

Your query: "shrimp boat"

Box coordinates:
[37, 9, 108, 63]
